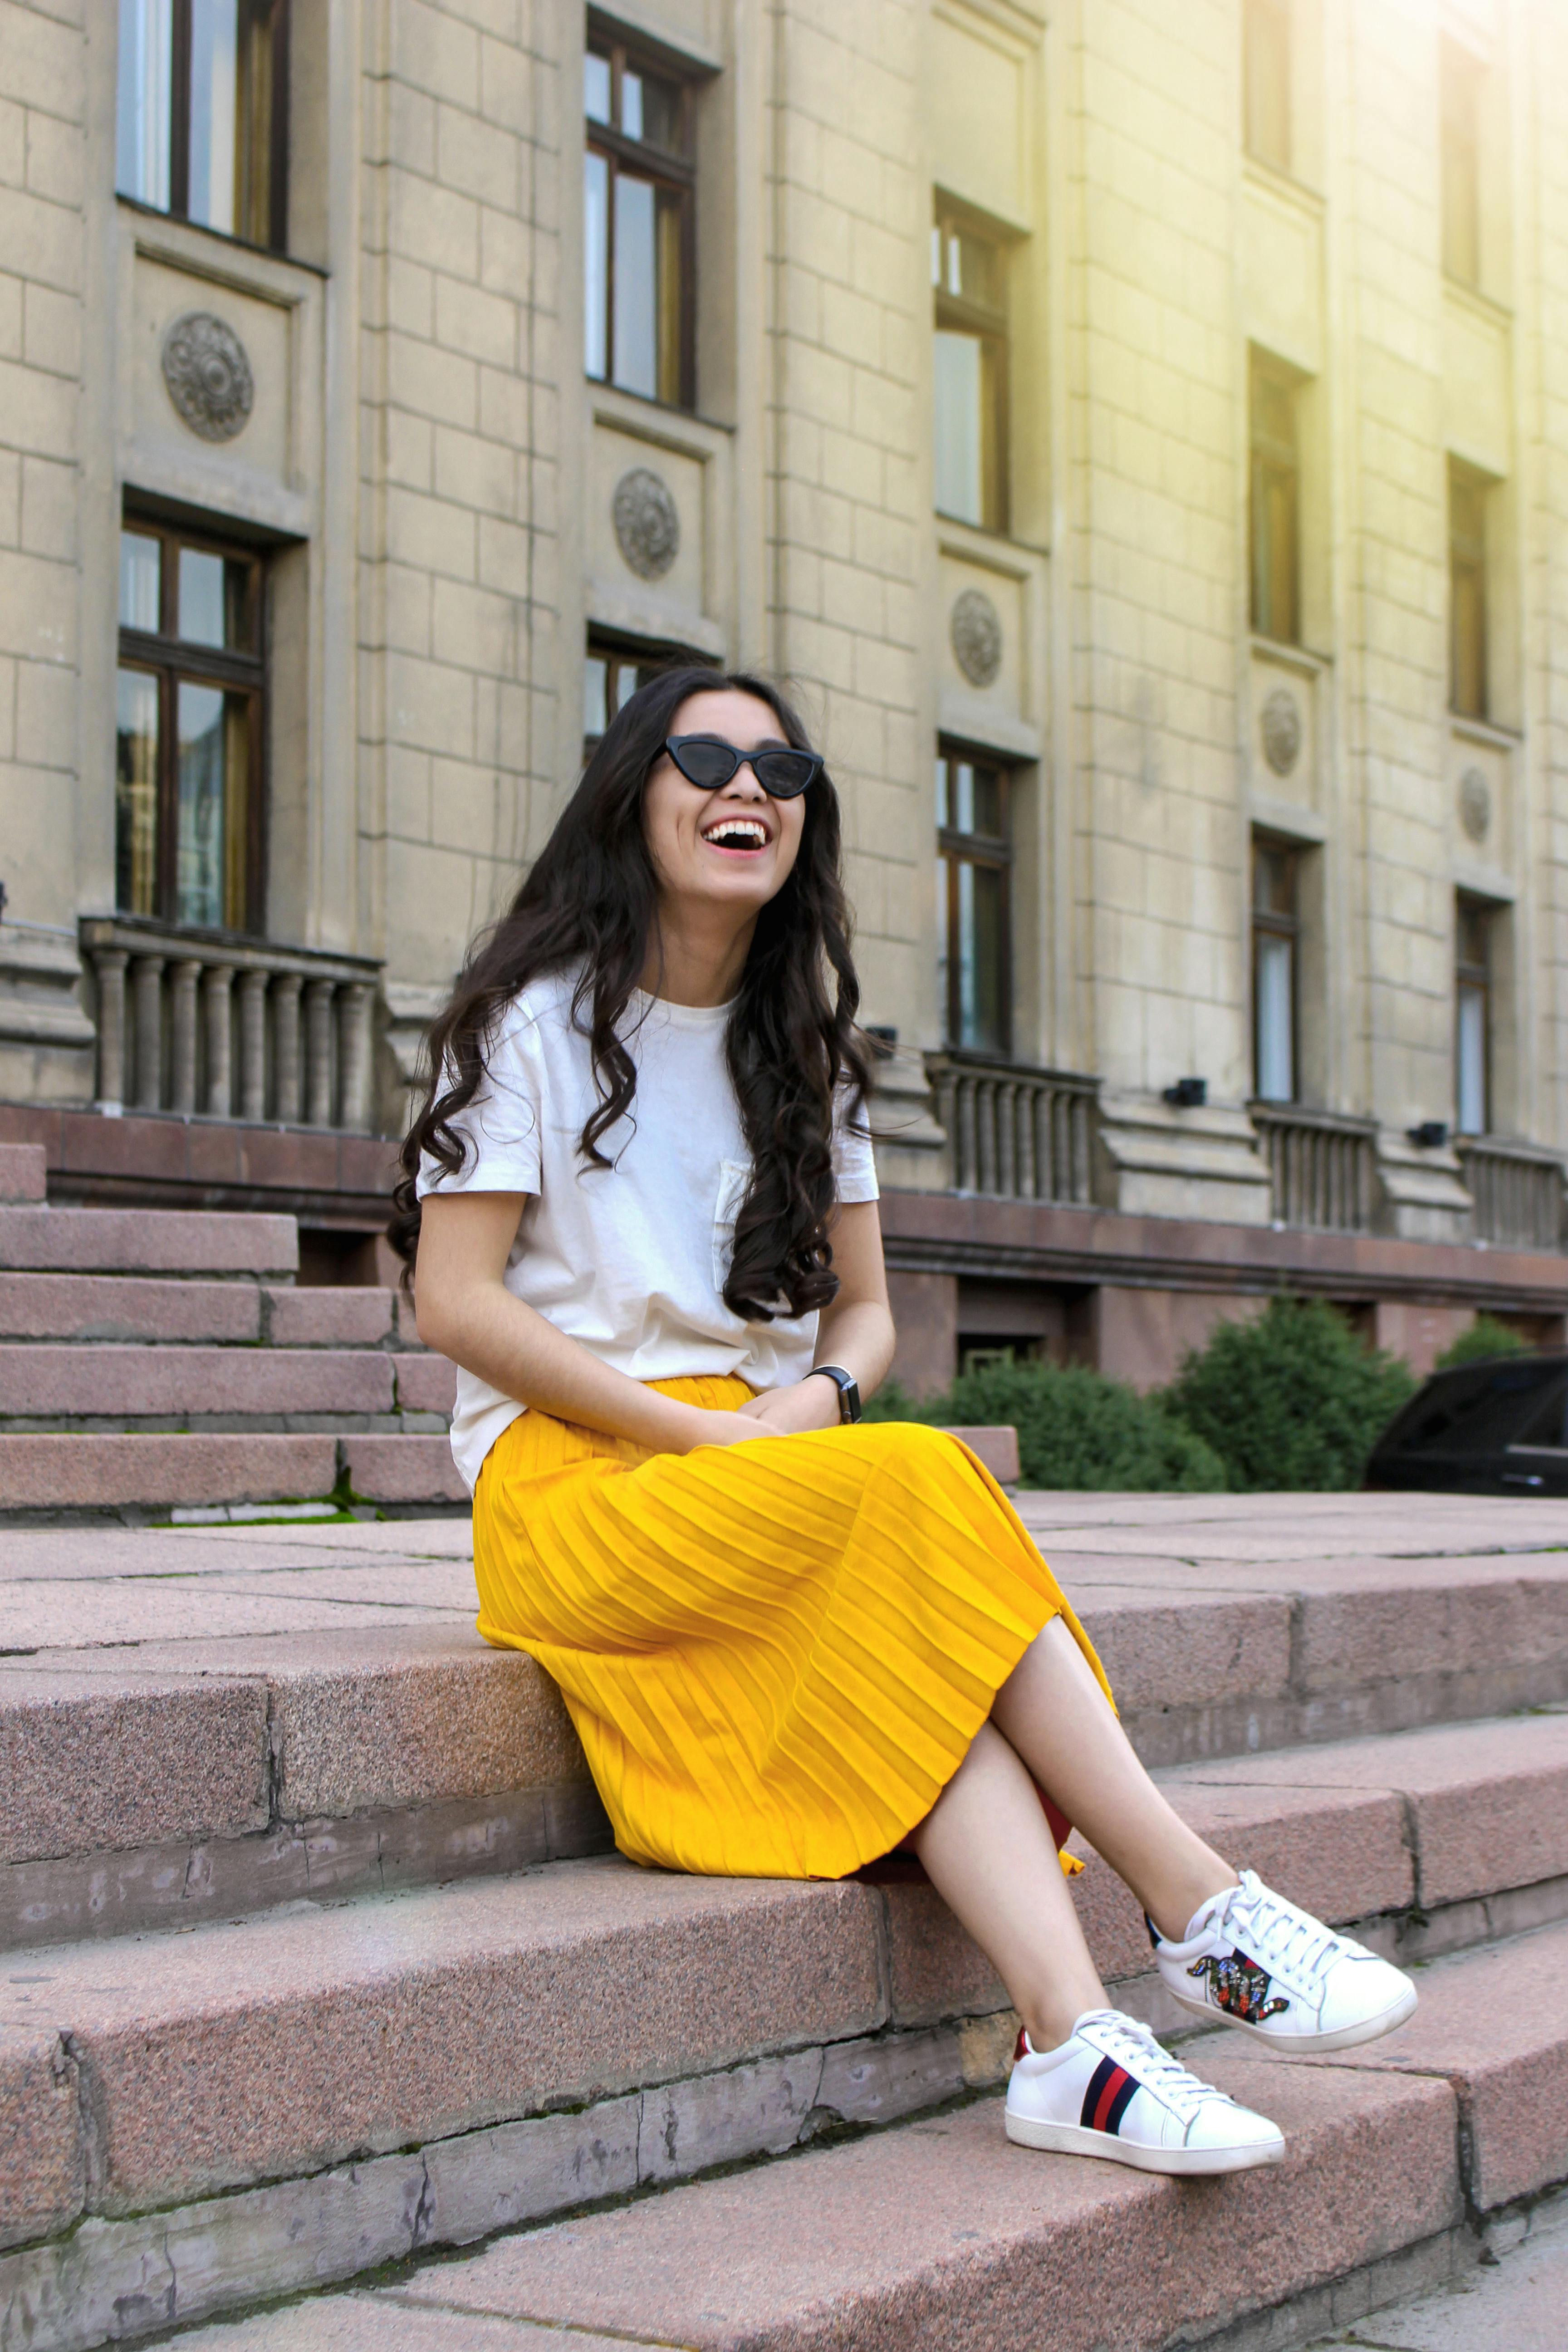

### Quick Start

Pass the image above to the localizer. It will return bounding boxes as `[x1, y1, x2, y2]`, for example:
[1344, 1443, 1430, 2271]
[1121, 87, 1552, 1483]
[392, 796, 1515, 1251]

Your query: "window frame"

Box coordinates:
[116, 0, 290, 254]
[583, 27, 698, 412]
[117, 512, 268, 934]
[1449, 461, 1490, 722]
[1455, 895, 1492, 1137]
[1243, 0, 1292, 176]
[936, 742, 1014, 1059]
[1250, 352, 1302, 647]
[1251, 834, 1299, 1104]
[931, 197, 1010, 537]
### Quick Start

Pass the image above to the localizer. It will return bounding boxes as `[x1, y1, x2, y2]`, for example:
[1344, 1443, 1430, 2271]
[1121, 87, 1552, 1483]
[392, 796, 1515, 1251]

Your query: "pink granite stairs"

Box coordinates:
[6, 1488, 1568, 2348]
[0, 1143, 462, 1517]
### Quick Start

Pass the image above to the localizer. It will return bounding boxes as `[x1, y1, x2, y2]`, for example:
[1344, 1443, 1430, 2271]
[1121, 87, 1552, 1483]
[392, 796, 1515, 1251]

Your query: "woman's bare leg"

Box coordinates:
[991, 1616, 1236, 1940]
[906, 1719, 1108, 2049]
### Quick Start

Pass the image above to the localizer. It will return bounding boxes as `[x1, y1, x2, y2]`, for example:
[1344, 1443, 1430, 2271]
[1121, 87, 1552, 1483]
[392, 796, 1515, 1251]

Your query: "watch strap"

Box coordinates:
[808, 1364, 862, 1423]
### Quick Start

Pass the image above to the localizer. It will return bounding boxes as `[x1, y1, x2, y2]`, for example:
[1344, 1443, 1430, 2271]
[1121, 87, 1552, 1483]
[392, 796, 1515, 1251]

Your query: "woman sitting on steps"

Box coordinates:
[391, 666, 1416, 2178]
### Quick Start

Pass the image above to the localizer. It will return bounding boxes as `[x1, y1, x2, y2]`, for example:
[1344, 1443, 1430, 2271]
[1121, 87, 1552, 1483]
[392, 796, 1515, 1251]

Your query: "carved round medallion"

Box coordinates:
[612, 468, 680, 580]
[950, 588, 1003, 689]
[1459, 765, 1491, 844]
[1260, 687, 1303, 777]
[161, 312, 255, 442]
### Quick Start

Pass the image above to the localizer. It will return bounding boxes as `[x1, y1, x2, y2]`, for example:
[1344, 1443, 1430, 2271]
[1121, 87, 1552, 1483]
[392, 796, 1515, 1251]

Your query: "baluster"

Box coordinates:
[238, 970, 270, 1121]
[132, 956, 165, 1112]
[93, 946, 128, 1112]
[976, 1081, 997, 1194]
[957, 1078, 978, 1192]
[170, 960, 202, 1114]
[1020, 1083, 1039, 1200]
[203, 965, 234, 1117]
[1071, 1093, 1091, 1204]
[996, 1083, 1017, 1197]
[338, 981, 375, 1133]
[273, 973, 303, 1123]
[304, 978, 336, 1127]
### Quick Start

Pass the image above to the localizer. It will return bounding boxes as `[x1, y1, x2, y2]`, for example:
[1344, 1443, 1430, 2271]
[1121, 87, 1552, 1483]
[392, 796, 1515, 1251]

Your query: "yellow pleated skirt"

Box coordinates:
[471, 1374, 1112, 1882]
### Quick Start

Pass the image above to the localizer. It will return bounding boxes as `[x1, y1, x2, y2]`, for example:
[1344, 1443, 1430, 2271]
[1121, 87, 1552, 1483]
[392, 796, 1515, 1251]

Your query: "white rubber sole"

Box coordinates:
[1004, 2110, 1285, 2174]
[1162, 1978, 1419, 2053]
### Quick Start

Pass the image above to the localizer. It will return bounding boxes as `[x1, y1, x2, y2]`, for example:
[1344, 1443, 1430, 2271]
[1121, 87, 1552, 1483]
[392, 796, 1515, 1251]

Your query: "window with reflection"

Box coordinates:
[1450, 463, 1490, 720]
[116, 0, 289, 249]
[932, 202, 1009, 533]
[936, 747, 1012, 1057]
[1441, 38, 1483, 290]
[1252, 838, 1298, 1103]
[1455, 897, 1493, 1137]
[1250, 355, 1301, 645]
[1244, 0, 1291, 174]
[582, 635, 674, 756]
[116, 519, 266, 932]
[584, 34, 695, 407]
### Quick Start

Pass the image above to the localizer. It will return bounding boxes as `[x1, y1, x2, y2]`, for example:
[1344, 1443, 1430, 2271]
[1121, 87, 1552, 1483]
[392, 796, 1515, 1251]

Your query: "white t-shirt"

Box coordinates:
[415, 964, 880, 1492]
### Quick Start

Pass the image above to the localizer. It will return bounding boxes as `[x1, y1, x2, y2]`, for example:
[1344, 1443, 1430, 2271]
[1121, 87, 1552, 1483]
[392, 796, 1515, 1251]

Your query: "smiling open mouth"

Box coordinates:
[700, 817, 770, 850]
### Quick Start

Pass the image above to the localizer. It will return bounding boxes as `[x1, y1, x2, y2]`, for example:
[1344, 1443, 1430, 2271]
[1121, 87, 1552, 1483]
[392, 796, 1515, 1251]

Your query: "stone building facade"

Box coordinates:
[2, 0, 1568, 1385]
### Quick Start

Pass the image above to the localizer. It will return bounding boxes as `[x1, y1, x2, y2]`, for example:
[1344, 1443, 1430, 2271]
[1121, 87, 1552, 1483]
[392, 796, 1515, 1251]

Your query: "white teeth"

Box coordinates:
[701, 817, 768, 847]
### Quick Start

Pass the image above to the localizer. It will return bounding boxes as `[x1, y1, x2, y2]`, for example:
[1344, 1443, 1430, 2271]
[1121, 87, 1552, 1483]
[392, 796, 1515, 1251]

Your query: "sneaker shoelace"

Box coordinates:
[1075, 2010, 1231, 2123]
[1215, 1873, 1348, 1989]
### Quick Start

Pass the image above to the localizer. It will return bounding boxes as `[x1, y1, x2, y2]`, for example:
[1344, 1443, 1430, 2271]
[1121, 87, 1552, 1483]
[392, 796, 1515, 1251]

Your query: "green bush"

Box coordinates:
[1434, 1315, 1531, 1370]
[881, 1357, 1228, 1492]
[1162, 1296, 1417, 1493]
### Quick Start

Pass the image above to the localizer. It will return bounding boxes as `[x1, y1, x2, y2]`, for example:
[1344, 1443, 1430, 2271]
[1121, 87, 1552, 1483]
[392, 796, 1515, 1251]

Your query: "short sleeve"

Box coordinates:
[415, 996, 544, 1200]
[831, 1085, 879, 1205]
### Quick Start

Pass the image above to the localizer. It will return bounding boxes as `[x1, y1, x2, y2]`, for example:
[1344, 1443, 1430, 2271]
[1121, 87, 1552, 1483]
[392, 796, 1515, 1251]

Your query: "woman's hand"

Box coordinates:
[735, 1377, 843, 1436]
[675, 1407, 774, 1450]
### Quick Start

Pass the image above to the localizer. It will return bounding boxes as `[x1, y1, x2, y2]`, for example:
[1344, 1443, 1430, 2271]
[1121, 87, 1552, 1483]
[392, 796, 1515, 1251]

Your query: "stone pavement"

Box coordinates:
[1303, 2189, 1568, 2349]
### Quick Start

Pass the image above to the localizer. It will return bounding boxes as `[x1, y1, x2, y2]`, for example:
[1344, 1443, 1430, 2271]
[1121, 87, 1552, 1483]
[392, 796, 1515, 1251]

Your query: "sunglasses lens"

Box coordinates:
[752, 751, 817, 798]
[671, 739, 740, 788]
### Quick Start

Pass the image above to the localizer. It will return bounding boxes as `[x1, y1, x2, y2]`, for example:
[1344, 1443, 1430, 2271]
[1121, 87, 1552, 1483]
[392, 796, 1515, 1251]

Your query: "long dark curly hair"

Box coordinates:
[389, 666, 872, 1323]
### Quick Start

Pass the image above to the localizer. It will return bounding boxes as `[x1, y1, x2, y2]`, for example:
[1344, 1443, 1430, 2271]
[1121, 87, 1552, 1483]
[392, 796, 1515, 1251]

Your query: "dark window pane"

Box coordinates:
[1254, 841, 1294, 916]
[637, 70, 685, 156]
[120, 530, 161, 632]
[176, 680, 249, 928]
[584, 150, 609, 380]
[116, 668, 161, 916]
[584, 49, 611, 125]
[954, 858, 1007, 1054]
[117, 0, 173, 209]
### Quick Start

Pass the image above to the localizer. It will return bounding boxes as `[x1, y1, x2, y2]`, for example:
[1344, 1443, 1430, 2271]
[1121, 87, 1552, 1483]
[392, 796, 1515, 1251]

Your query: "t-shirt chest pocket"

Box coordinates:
[711, 1159, 751, 1292]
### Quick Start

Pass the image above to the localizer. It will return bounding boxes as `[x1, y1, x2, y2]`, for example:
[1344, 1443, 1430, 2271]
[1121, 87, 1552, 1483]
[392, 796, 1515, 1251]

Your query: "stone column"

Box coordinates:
[304, 979, 336, 1127]
[237, 970, 270, 1122]
[93, 947, 128, 1112]
[170, 960, 202, 1115]
[273, 972, 303, 1123]
[337, 982, 374, 1133]
[203, 965, 234, 1117]
[132, 956, 165, 1112]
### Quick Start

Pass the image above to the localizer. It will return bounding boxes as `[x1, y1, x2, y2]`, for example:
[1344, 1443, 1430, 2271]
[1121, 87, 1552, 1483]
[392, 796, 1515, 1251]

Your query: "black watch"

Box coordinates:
[808, 1364, 862, 1424]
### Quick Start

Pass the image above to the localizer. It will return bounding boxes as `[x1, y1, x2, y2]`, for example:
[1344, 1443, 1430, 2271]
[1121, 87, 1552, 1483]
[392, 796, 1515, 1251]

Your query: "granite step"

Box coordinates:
[0, 1275, 412, 1347]
[0, 1205, 298, 1276]
[0, 1431, 466, 1517]
[188, 1920, 1563, 2352]
[0, 1142, 47, 1202]
[6, 1889, 1566, 2352]
[4, 1507, 1568, 1944]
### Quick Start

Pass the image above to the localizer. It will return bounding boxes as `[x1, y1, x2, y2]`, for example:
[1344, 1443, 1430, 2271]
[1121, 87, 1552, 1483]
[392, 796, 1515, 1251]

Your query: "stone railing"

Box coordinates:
[1457, 1137, 1566, 1251]
[1250, 1103, 1378, 1235]
[80, 917, 383, 1132]
[926, 1053, 1099, 1204]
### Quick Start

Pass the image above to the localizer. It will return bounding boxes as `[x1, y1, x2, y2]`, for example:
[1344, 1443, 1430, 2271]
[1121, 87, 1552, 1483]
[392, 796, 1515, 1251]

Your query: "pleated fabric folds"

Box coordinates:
[471, 1375, 1112, 1882]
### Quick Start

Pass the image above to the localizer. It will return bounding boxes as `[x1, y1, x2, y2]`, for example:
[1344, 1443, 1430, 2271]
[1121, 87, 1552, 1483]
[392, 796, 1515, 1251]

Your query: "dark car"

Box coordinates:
[1366, 1349, 1568, 1495]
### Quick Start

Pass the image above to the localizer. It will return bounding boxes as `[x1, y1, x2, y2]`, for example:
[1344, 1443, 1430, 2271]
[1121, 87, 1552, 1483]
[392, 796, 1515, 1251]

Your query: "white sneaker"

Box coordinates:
[1152, 1870, 1418, 2052]
[1004, 2006, 1285, 2176]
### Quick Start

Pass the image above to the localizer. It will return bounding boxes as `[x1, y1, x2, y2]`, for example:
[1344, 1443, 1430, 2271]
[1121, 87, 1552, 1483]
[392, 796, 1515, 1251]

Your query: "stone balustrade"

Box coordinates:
[925, 1053, 1099, 1204]
[1251, 1103, 1379, 1235]
[80, 918, 383, 1133]
[1457, 1137, 1567, 1251]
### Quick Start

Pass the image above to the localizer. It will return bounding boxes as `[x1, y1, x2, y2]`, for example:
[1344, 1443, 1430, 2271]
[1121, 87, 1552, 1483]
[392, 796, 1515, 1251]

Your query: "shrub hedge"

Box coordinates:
[1434, 1315, 1531, 1370]
[1162, 1296, 1416, 1493]
[873, 1358, 1227, 1493]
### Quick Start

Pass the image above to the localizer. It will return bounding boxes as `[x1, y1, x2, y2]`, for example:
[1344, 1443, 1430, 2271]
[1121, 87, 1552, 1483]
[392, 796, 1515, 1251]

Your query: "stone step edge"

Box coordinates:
[0, 1431, 466, 1515]
[3, 1934, 1553, 2352]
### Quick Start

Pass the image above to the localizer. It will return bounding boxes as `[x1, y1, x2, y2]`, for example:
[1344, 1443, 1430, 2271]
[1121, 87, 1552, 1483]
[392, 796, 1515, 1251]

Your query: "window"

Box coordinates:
[582, 637, 671, 754]
[932, 202, 1009, 534]
[584, 34, 695, 407]
[1450, 463, 1489, 720]
[116, 519, 265, 932]
[1244, 0, 1292, 174]
[936, 748, 1011, 1057]
[1250, 355, 1301, 645]
[1441, 38, 1483, 289]
[116, 0, 289, 250]
[1455, 897, 1492, 1135]
[1252, 838, 1298, 1102]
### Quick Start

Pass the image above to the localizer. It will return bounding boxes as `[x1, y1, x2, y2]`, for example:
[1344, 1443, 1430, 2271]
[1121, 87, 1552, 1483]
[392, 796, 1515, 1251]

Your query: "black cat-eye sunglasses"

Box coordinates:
[664, 735, 824, 800]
